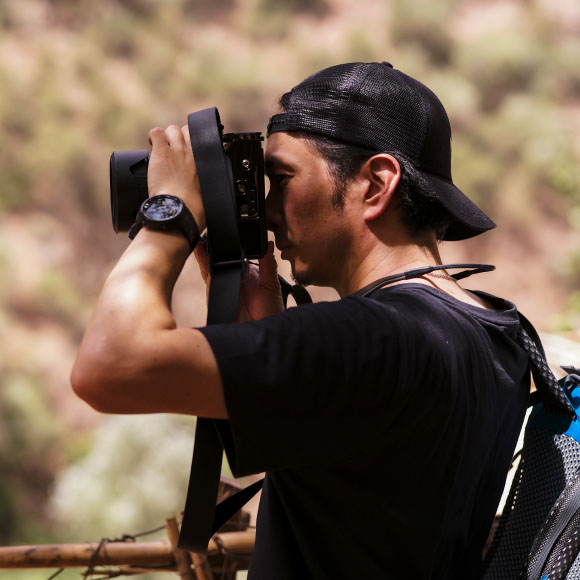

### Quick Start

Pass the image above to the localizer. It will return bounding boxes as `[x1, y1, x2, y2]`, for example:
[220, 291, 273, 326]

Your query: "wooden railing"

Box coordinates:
[0, 478, 257, 579]
[0, 516, 255, 579]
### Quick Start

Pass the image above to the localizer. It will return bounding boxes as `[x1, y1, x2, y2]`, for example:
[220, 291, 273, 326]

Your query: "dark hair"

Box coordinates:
[297, 132, 452, 241]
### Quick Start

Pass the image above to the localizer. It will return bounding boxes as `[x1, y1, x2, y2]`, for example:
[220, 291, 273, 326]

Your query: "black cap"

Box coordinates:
[267, 61, 495, 241]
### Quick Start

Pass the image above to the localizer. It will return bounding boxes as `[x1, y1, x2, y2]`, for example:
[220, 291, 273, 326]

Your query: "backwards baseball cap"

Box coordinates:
[267, 61, 495, 241]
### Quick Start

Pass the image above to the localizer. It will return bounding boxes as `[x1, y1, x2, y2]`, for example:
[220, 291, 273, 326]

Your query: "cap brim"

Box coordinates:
[421, 171, 496, 241]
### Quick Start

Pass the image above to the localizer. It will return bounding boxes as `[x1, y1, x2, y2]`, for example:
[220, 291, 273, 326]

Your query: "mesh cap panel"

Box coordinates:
[268, 61, 496, 241]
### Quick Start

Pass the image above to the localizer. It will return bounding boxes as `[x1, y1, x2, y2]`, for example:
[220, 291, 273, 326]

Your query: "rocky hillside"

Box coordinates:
[1, 0, 580, 552]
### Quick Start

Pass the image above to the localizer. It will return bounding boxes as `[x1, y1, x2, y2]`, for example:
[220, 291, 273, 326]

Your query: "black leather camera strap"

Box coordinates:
[353, 263, 496, 297]
[178, 108, 245, 553]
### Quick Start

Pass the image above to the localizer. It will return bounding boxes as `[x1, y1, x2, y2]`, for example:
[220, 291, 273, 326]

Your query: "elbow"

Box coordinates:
[71, 358, 109, 413]
[70, 347, 126, 414]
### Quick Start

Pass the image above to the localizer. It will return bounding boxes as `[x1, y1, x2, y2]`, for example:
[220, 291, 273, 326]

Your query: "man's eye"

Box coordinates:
[266, 173, 290, 192]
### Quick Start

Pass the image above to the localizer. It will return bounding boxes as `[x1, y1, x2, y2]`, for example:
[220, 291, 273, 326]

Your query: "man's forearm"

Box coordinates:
[90, 230, 189, 335]
[70, 229, 227, 418]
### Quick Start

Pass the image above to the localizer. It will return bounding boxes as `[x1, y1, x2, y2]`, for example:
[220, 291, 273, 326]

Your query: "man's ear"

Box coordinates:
[360, 154, 401, 221]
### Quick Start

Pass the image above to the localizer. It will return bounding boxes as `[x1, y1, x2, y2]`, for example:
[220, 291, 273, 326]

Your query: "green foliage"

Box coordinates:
[0, 373, 65, 543]
[456, 30, 547, 111]
[36, 269, 83, 322]
[257, 0, 329, 18]
[552, 291, 580, 332]
[568, 207, 580, 231]
[347, 28, 380, 62]
[392, 0, 457, 65]
[477, 95, 580, 202]
[564, 252, 580, 290]
[450, 134, 503, 209]
[49, 415, 197, 541]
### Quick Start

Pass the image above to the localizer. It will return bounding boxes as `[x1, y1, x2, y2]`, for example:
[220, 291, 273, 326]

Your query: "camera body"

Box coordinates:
[222, 132, 266, 259]
[110, 128, 267, 259]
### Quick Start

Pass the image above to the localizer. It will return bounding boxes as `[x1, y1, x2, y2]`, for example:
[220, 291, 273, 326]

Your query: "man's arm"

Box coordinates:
[70, 228, 228, 418]
[71, 125, 227, 418]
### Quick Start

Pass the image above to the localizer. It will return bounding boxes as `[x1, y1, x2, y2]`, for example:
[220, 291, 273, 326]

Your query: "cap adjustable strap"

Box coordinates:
[267, 113, 289, 136]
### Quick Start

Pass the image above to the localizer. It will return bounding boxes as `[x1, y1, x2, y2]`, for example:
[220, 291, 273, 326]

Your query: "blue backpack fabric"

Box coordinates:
[482, 340, 580, 580]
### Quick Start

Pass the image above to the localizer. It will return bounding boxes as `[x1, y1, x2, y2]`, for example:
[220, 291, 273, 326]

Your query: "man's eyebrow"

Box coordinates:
[265, 154, 294, 173]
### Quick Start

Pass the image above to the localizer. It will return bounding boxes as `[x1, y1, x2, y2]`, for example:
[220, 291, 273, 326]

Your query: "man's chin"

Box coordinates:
[288, 258, 325, 288]
[291, 263, 320, 288]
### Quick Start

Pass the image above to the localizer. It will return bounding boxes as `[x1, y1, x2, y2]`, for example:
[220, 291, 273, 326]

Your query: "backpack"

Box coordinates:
[482, 310, 580, 580]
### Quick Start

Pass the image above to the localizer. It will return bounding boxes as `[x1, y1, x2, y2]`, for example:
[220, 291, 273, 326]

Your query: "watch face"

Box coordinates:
[143, 195, 182, 221]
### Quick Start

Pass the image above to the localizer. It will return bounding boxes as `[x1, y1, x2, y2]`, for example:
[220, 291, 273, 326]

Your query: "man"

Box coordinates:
[72, 62, 530, 578]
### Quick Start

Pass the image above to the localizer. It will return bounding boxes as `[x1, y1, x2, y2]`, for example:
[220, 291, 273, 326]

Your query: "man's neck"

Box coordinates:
[336, 239, 443, 297]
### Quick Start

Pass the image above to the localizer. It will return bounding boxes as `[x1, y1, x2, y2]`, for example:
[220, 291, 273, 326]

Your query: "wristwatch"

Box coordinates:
[128, 194, 200, 252]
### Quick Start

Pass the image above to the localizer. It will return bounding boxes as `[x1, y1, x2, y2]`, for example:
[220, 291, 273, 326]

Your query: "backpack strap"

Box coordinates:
[517, 312, 577, 419]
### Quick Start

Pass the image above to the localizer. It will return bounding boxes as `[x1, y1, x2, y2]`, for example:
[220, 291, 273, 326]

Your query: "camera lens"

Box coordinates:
[109, 150, 150, 233]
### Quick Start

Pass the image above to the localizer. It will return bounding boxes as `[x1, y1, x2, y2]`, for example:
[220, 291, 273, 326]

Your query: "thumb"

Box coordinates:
[258, 241, 279, 285]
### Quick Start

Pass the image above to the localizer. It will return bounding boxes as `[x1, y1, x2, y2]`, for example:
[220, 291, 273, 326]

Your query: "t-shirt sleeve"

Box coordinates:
[199, 297, 405, 477]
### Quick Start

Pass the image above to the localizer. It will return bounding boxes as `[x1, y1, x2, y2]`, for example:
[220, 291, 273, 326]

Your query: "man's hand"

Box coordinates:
[147, 125, 206, 231]
[194, 240, 285, 322]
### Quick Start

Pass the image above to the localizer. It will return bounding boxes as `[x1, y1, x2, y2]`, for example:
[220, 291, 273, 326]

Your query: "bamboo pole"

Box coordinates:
[0, 531, 255, 570]
[207, 531, 255, 556]
[0, 541, 173, 569]
[165, 516, 195, 580]
[190, 552, 213, 580]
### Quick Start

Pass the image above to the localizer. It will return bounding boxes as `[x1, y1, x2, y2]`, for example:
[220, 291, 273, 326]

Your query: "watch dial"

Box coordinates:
[144, 196, 182, 221]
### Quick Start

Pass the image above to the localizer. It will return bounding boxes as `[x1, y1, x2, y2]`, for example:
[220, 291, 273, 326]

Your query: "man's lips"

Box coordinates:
[275, 240, 293, 258]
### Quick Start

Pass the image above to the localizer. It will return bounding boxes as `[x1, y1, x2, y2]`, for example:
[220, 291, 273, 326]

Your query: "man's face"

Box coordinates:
[265, 132, 354, 287]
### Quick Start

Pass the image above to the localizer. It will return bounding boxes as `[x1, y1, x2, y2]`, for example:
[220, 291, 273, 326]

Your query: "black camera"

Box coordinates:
[109, 125, 267, 259]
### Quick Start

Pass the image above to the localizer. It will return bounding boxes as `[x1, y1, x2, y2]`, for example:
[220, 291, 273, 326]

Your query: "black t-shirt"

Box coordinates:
[200, 284, 530, 579]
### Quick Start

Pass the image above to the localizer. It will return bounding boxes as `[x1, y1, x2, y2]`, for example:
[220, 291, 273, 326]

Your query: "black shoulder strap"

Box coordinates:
[178, 108, 245, 553]
[178, 111, 315, 552]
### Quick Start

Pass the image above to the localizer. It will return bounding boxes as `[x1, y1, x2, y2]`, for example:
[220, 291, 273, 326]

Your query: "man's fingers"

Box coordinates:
[258, 241, 279, 284]
[148, 127, 168, 148]
[165, 124, 185, 151]
[181, 125, 191, 145]
[180, 125, 198, 168]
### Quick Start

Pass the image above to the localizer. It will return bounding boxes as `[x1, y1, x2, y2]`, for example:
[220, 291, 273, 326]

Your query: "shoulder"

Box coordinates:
[367, 284, 518, 323]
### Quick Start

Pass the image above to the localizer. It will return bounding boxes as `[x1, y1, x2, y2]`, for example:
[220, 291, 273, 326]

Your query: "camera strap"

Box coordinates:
[179, 108, 245, 553]
[352, 263, 496, 297]
[178, 108, 314, 553]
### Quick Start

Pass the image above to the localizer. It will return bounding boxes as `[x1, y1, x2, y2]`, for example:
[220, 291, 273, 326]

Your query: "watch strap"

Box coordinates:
[129, 195, 200, 252]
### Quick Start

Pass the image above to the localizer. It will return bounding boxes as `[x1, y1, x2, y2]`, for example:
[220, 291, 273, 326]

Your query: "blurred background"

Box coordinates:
[1, 0, 580, 577]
